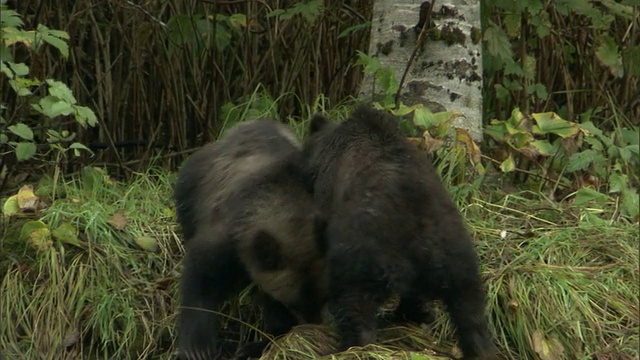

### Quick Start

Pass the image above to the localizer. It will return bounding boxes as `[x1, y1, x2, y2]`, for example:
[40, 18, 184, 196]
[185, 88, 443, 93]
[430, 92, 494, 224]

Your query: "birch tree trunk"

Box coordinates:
[359, 0, 484, 142]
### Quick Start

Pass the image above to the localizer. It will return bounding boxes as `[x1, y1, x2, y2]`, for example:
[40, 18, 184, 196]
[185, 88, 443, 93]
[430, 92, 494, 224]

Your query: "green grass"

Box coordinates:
[1, 137, 638, 360]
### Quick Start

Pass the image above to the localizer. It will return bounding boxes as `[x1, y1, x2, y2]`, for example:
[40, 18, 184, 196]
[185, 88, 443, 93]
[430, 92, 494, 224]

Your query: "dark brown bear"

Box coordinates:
[174, 120, 327, 360]
[299, 105, 496, 359]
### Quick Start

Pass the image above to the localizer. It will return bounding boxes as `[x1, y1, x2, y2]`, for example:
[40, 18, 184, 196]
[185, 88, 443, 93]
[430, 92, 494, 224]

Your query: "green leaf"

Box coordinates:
[530, 83, 548, 100]
[483, 23, 512, 61]
[36, 25, 70, 59]
[500, 154, 516, 173]
[15, 142, 37, 161]
[69, 142, 94, 157]
[567, 149, 606, 173]
[2, 194, 19, 217]
[3, 61, 29, 77]
[52, 222, 82, 247]
[531, 140, 554, 156]
[135, 236, 159, 252]
[485, 121, 508, 142]
[531, 112, 579, 138]
[8, 122, 34, 140]
[608, 172, 626, 193]
[20, 220, 53, 251]
[620, 187, 639, 220]
[33, 95, 75, 118]
[46, 79, 77, 104]
[0, 8, 23, 28]
[595, 35, 624, 78]
[573, 187, 608, 207]
[73, 105, 98, 127]
[494, 84, 510, 101]
[227, 13, 246, 28]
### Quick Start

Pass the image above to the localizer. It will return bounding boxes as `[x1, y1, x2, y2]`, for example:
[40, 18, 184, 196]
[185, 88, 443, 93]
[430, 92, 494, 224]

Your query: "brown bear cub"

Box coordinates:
[175, 120, 328, 360]
[299, 105, 496, 359]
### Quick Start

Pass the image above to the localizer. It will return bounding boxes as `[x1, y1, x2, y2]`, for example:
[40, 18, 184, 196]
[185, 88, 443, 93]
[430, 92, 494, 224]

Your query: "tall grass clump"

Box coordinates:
[1, 167, 181, 359]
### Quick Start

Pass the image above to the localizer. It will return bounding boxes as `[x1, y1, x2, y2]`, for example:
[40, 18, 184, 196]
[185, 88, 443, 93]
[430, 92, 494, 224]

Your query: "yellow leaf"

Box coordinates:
[20, 220, 52, 251]
[17, 185, 40, 212]
[455, 127, 482, 164]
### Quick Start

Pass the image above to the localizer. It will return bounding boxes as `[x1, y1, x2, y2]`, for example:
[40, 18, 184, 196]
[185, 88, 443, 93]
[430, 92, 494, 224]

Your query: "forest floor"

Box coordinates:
[1, 166, 638, 360]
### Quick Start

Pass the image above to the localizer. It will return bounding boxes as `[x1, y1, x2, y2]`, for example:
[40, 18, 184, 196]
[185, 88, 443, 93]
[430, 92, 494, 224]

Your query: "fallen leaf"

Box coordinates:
[2, 194, 20, 217]
[135, 236, 159, 252]
[108, 211, 127, 231]
[531, 329, 565, 360]
[17, 185, 40, 212]
[455, 127, 482, 164]
[52, 222, 82, 247]
[20, 220, 53, 251]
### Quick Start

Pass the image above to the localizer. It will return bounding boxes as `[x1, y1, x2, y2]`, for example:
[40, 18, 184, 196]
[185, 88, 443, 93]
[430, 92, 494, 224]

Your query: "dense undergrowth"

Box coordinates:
[1, 150, 638, 359]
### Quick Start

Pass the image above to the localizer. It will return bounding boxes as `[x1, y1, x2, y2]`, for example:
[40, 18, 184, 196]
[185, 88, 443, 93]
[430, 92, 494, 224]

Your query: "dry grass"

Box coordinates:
[1, 163, 637, 359]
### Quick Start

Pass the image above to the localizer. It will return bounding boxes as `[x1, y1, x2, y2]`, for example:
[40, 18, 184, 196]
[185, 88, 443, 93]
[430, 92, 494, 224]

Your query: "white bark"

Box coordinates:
[359, 0, 484, 142]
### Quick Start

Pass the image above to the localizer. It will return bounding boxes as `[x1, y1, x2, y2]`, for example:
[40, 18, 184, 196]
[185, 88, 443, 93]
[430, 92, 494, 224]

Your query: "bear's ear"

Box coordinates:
[309, 113, 330, 135]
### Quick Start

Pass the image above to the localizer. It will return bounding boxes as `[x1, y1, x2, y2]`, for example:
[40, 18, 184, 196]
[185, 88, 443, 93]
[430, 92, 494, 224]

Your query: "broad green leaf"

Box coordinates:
[46, 79, 77, 104]
[289, 0, 322, 22]
[15, 142, 37, 160]
[504, 59, 525, 76]
[20, 220, 52, 251]
[3, 61, 29, 77]
[2, 194, 19, 217]
[503, 13, 521, 37]
[392, 103, 421, 117]
[494, 84, 510, 101]
[33, 95, 75, 117]
[52, 222, 82, 247]
[573, 187, 608, 207]
[567, 149, 599, 172]
[228, 14, 246, 28]
[69, 142, 94, 157]
[36, 25, 70, 58]
[8, 122, 34, 140]
[9, 78, 37, 96]
[500, 154, 516, 173]
[608, 172, 626, 193]
[1, 8, 24, 28]
[595, 35, 624, 78]
[531, 140, 554, 156]
[73, 105, 98, 127]
[483, 23, 512, 61]
[531, 112, 579, 138]
[621, 187, 639, 220]
[485, 121, 508, 142]
[530, 83, 548, 100]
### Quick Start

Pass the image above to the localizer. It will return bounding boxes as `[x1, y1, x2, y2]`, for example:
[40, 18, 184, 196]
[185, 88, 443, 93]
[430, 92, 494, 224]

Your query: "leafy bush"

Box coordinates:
[1, 1, 96, 170]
